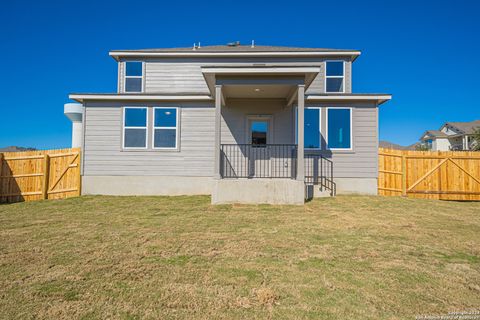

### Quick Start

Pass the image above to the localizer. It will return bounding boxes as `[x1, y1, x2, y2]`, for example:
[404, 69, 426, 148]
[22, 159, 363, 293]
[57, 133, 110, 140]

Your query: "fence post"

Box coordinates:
[402, 155, 407, 196]
[0, 153, 3, 196]
[42, 154, 50, 200]
[77, 150, 82, 196]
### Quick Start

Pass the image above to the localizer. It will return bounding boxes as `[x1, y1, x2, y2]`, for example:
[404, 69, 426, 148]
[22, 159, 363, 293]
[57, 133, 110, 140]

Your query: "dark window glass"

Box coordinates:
[326, 78, 344, 93]
[251, 121, 267, 145]
[326, 61, 344, 76]
[124, 128, 146, 148]
[154, 129, 176, 148]
[304, 109, 320, 149]
[125, 78, 142, 92]
[125, 108, 147, 127]
[126, 62, 143, 76]
[328, 109, 351, 149]
[155, 108, 177, 127]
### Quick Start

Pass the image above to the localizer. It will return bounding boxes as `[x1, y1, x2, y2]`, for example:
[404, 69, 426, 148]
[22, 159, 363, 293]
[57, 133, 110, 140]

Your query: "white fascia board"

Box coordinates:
[201, 67, 321, 74]
[69, 94, 213, 103]
[109, 51, 361, 60]
[306, 94, 392, 104]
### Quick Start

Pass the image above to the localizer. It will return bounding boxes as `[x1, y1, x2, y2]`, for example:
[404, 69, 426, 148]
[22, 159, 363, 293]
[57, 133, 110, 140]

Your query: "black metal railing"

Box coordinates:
[220, 144, 297, 179]
[220, 144, 336, 196]
[305, 154, 336, 196]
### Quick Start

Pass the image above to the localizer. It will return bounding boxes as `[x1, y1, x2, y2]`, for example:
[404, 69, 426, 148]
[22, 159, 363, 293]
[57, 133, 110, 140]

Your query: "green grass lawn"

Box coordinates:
[0, 196, 479, 319]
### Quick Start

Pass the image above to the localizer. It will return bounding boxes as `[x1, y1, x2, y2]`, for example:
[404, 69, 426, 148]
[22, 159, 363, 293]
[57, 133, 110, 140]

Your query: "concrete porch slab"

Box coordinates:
[211, 178, 305, 205]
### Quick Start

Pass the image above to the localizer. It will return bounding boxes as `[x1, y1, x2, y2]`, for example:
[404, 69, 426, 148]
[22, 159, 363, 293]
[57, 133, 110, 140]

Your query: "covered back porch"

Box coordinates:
[203, 66, 334, 204]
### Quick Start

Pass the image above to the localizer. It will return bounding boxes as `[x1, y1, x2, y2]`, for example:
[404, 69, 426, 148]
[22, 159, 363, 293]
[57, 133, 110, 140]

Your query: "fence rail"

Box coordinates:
[0, 148, 81, 203]
[378, 147, 480, 200]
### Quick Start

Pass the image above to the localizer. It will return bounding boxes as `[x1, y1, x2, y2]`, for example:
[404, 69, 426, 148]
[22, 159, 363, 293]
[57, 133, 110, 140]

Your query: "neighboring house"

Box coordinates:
[420, 120, 480, 151]
[65, 43, 391, 204]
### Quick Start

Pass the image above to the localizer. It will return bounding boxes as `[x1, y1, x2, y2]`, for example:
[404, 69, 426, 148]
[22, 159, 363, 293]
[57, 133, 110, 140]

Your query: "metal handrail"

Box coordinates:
[305, 154, 336, 196]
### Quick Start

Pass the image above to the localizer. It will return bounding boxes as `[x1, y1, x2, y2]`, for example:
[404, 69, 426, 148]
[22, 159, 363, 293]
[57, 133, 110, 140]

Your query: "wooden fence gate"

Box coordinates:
[378, 147, 480, 200]
[0, 148, 81, 203]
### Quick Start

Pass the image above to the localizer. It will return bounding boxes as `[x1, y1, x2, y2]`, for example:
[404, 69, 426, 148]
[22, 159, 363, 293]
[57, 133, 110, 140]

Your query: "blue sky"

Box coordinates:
[1, 0, 479, 149]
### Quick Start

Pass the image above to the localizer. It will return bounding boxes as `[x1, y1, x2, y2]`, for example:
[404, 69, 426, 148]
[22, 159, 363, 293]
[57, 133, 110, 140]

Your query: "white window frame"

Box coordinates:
[294, 106, 322, 150]
[152, 107, 179, 150]
[122, 106, 148, 150]
[325, 60, 345, 93]
[326, 107, 353, 151]
[124, 61, 144, 93]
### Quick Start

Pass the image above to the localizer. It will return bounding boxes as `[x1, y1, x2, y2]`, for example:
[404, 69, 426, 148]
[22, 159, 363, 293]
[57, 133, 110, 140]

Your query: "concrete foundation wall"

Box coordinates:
[82, 176, 213, 196]
[211, 179, 305, 205]
[333, 178, 377, 195]
[309, 178, 377, 197]
[82, 175, 376, 201]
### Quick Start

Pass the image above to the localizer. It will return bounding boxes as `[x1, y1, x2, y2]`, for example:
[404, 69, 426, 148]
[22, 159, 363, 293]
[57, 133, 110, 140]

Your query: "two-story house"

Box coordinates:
[420, 120, 480, 151]
[65, 43, 391, 204]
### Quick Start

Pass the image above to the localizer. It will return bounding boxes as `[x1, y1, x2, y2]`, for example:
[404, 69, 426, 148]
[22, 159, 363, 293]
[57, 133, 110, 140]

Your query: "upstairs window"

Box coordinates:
[123, 107, 147, 149]
[327, 108, 352, 149]
[153, 108, 178, 149]
[326, 61, 344, 93]
[125, 61, 143, 92]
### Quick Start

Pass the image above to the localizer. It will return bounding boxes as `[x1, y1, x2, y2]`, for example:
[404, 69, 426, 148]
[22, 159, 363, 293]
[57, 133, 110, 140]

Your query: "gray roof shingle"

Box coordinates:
[423, 130, 449, 138]
[446, 120, 480, 134]
[110, 45, 359, 53]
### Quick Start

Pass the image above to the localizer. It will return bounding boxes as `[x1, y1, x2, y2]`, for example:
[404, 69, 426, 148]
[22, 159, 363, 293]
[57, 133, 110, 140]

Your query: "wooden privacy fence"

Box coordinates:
[378, 147, 480, 200]
[0, 148, 81, 203]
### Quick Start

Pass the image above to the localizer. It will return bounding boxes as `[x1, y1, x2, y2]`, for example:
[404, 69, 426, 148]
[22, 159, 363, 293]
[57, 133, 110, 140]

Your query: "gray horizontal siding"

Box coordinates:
[146, 64, 210, 94]
[83, 102, 215, 177]
[220, 99, 294, 145]
[220, 100, 377, 178]
[118, 57, 352, 94]
[306, 102, 378, 178]
[82, 101, 377, 179]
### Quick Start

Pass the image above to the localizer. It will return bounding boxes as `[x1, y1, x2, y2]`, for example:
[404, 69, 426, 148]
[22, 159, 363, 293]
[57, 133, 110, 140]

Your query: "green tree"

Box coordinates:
[415, 143, 430, 151]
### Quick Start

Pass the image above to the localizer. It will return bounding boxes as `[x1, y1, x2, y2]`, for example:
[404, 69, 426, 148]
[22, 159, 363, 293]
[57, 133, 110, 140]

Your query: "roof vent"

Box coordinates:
[227, 41, 241, 47]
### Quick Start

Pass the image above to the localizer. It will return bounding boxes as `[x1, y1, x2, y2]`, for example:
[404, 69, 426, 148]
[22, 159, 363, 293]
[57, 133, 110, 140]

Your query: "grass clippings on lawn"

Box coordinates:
[0, 195, 479, 319]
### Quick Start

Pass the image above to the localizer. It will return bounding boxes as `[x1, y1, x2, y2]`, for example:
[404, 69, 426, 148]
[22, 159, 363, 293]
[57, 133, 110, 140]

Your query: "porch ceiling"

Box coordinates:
[202, 66, 320, 97]
[222, 84, 294, 99]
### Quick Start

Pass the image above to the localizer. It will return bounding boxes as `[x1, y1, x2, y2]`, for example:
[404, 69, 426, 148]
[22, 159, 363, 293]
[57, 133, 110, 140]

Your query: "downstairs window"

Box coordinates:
[327, 108, 352, 149]
[153, 108, 178, 149]
[123, 107, 147, 149]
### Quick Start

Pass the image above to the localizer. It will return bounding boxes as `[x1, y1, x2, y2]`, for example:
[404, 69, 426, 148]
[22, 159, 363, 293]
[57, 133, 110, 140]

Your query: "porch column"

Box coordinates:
[214, 85, 222, 179]
[297, 84, 305, 181]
